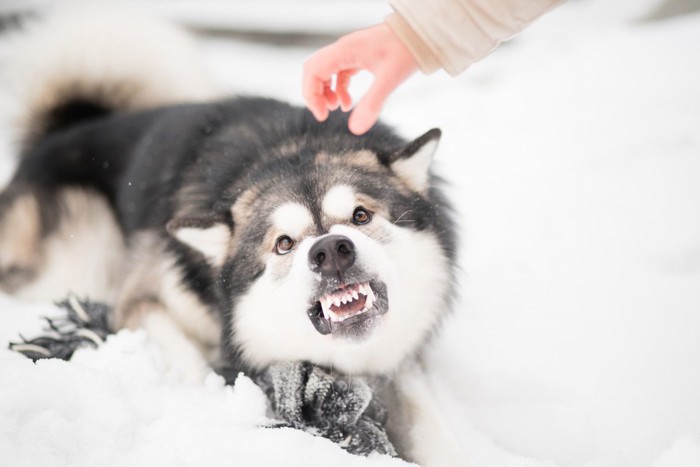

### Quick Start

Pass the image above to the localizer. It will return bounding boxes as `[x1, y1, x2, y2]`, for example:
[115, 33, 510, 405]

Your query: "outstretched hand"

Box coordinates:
[302, 23, 418, 135]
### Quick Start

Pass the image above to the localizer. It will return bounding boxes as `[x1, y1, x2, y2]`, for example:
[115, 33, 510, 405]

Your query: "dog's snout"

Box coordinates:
[308, 235, 355, 276]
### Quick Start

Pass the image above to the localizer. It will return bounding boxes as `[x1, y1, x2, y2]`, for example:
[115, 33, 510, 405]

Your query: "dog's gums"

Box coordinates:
[307, 280, 389, 337]
[319, 281, 375, 323]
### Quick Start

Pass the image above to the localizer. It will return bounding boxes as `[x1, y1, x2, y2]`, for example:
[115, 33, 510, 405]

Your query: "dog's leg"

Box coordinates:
[0, 186, 124, 301]
[114, 232, 219, 383]
[121, 299, 211, 383]
[0, 187, 44, 293]
[393, 363, 468, 467]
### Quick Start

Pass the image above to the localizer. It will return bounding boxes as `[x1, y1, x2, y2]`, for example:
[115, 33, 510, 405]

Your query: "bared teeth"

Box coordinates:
[318, 281, 375, 323]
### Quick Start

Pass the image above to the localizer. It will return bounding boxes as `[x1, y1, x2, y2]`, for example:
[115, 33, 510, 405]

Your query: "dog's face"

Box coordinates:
[170, 129, 453, 374]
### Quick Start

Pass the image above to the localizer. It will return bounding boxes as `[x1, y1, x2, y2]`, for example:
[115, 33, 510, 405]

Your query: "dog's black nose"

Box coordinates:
[308, 235, 355, 276]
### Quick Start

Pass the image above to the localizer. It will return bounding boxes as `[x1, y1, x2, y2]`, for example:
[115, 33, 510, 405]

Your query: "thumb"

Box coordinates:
[348, 69, 402, 135]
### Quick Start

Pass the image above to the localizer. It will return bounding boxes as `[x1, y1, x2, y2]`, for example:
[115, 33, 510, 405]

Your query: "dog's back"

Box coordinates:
[0, 5, 216, 301]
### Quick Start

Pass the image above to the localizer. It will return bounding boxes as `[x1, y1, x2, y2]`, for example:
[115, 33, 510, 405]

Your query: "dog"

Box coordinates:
[0, 7, 464, 465]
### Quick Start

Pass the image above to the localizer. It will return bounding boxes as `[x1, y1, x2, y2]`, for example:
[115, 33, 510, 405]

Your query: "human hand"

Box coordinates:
[302, 23, 418, 135]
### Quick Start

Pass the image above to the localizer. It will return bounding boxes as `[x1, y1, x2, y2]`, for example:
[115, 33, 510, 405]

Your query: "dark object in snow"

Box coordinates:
[11, 297, 396, 457]
[250, 361, 397, 457]
[8, 295, 113, 361]
[642, 0, 700, 22]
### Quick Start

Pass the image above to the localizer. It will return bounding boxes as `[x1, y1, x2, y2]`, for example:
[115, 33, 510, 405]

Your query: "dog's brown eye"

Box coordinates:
[352, 207, 371, 225]
[275, 235, 295, 255]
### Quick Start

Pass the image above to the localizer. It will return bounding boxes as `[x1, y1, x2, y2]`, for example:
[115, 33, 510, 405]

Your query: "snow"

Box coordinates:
[1, 1, 700, 466]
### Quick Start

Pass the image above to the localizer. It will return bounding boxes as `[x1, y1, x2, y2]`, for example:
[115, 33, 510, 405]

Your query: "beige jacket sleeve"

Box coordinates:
[386, 0, 564, 75]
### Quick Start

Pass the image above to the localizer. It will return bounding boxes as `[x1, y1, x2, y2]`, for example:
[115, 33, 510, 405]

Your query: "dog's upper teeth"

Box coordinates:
[320, 299, 331, 319]
[352, 290, 359, 300]
[364, 284, 375, 310]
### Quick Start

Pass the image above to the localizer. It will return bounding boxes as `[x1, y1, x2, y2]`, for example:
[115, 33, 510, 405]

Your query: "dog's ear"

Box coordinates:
[166, 215, 231, 267]
[387, 128, 441, 192]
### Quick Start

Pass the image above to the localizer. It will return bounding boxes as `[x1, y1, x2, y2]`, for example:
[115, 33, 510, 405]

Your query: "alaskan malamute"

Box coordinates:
[0, 8, 463, 465]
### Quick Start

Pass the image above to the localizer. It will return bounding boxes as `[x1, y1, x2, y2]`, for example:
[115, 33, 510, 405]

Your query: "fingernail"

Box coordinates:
[349, 121, 368, 135]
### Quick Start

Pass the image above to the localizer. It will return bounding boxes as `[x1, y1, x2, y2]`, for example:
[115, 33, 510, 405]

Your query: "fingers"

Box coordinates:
[302, 23, 418, 132]
[303, 75, 330, 121]
[302, 57, 334, 121]
[335, 69, 358, 111]
[303, 30, 372, 121]
[321, 68, 358, 113]
[303, 69, 330, 121]
[323, 81, 339, 111]
[303, 57, 357, 120]
[302, 42, 353, 121]
[305, 64, 398, 135]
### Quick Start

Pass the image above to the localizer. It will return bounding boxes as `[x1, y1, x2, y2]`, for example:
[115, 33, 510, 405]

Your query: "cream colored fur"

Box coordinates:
[4, 2, 220, 144]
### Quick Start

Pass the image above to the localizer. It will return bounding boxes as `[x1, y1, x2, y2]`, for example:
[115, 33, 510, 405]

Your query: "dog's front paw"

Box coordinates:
[9, 295, 113, 361]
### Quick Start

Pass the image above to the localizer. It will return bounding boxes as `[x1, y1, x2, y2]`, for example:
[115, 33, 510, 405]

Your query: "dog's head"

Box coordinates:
[168, 127, 455, 374]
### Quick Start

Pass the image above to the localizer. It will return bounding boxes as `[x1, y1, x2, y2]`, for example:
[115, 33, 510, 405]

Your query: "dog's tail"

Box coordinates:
[5, 4, 219, 149]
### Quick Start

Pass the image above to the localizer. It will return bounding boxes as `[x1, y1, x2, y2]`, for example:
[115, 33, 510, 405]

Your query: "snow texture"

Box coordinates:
[9, 298, 397, 458]
[1, 1, 700, 466]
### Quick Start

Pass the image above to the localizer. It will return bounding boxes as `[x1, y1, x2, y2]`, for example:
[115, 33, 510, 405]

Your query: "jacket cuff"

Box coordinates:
[385, 12, 441, 75]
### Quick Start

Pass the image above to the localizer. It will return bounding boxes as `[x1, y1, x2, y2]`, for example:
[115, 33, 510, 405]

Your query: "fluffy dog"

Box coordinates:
[0, 7, 463, 465]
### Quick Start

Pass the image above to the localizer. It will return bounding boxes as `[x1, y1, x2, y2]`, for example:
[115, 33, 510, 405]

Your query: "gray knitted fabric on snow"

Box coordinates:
[254, 361, 397, 457]
[10, 297, 397, 457]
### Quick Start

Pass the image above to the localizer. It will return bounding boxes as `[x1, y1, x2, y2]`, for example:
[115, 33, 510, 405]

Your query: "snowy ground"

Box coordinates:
[1, 1, 700, 466]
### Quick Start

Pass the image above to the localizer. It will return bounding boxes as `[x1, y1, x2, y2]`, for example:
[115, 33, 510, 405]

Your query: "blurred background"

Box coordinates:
[0, 1, 699, 467]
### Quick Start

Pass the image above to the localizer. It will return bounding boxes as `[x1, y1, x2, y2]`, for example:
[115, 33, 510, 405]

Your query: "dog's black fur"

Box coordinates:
[9, 96, 456, 377]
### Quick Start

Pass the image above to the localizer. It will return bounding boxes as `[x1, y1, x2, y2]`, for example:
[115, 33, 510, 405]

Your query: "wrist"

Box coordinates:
[385, 12, 439, 74]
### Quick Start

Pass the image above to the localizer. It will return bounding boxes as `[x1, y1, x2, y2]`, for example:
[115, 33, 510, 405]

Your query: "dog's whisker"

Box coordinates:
[393, 210, 413, 225]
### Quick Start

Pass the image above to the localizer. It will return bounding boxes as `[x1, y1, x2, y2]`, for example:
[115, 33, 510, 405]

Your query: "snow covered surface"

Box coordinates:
[1, 1, 700, 466]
